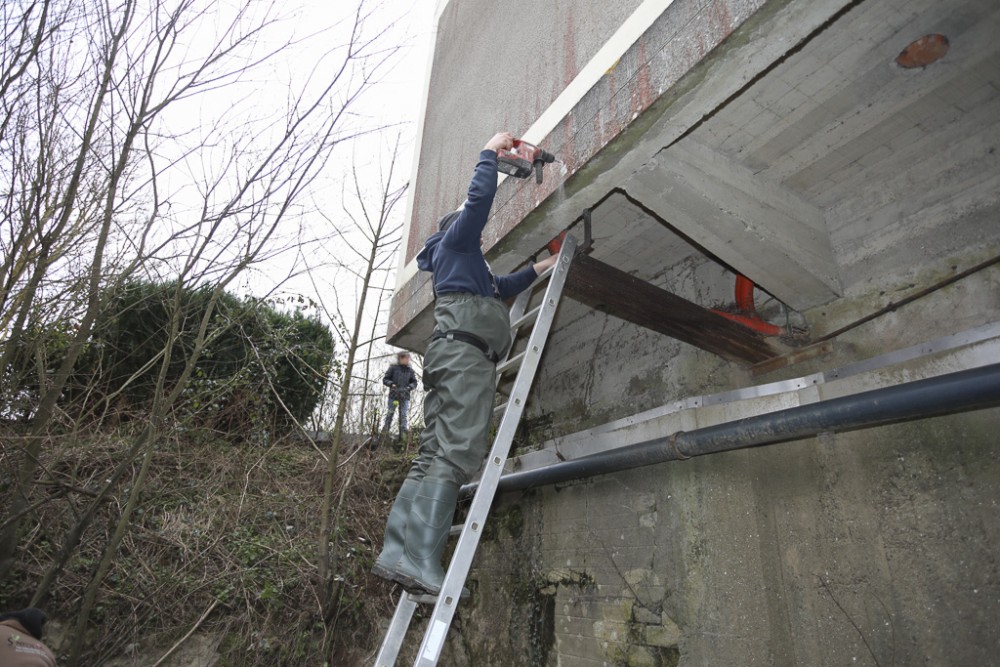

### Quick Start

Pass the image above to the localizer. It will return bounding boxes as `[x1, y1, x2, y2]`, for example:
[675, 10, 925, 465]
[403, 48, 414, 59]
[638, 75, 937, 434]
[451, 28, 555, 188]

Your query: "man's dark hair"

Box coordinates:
[0, 608, 47, 640]
[437, 210, 461, 232]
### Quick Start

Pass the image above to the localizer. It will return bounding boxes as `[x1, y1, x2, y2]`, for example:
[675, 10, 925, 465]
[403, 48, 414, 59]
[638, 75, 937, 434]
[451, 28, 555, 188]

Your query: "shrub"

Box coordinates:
[47, 280, 336, 430]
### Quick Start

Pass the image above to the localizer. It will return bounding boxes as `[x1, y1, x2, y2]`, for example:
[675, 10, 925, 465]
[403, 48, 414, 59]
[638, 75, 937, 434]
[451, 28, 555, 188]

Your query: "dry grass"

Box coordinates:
[0, 423, 413, 665]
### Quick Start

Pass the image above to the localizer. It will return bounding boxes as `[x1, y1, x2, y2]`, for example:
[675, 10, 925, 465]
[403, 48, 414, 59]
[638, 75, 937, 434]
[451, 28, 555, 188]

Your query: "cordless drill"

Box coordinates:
[496, 139, 557, 184]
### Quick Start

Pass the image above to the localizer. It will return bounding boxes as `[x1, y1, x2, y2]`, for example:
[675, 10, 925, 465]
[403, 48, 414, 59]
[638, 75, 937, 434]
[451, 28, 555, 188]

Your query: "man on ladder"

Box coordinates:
[372, 131, 559, 595]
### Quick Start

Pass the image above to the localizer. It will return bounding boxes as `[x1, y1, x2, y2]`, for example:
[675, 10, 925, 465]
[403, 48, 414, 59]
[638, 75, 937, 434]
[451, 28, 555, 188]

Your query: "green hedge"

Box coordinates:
[5, 280, 334, 430]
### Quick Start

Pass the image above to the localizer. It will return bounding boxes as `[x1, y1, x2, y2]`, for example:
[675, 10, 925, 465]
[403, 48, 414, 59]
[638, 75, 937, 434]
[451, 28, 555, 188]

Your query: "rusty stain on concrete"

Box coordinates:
[895, 33, 950, 69]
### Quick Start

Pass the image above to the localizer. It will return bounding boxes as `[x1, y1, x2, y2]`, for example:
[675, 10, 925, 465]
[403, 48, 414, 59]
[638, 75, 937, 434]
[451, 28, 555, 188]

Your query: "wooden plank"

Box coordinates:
[750, 341, 835, 376]
[563, 254, 783, 364]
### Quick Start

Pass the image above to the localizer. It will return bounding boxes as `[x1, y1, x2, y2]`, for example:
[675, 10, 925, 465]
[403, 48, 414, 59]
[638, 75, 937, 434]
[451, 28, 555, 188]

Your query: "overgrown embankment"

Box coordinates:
[0, 425, 411, 666]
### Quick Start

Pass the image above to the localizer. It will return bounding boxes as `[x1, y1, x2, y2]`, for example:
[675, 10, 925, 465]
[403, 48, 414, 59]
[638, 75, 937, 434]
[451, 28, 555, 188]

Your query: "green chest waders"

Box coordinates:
[411, 293, 511, 485]
[377, 293, 511, 594]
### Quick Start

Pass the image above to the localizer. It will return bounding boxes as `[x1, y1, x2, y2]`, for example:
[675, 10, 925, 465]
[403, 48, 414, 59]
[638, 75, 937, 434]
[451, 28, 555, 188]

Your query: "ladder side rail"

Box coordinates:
[412, 235, 578, 666]
[374, 593, 418, 667]
[492, 286, 534, 395]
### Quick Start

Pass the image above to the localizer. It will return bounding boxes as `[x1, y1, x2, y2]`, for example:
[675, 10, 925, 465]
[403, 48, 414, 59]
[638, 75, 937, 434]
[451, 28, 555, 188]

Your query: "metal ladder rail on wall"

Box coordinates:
[374, 234, 578, 667]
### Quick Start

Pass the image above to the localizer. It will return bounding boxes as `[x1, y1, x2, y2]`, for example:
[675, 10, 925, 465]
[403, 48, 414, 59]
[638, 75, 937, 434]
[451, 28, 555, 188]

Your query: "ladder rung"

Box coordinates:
[407, 589, 470, 604]
[493, 401, 508, 416]
[510, 305, 542, 331]
[497, 352, 525, 375]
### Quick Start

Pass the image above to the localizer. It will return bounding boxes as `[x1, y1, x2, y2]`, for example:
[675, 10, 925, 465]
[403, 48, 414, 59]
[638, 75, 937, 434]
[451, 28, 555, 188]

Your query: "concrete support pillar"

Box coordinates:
[625, 138, 842, 309]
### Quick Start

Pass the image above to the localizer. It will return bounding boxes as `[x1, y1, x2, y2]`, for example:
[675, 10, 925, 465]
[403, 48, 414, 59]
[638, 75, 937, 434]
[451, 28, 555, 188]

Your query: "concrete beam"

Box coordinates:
[625, 138, 842, 309]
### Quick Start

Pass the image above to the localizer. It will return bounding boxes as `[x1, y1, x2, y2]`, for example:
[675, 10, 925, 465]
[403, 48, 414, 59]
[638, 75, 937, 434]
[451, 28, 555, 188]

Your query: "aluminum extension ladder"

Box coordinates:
[373, 233, 578, 666]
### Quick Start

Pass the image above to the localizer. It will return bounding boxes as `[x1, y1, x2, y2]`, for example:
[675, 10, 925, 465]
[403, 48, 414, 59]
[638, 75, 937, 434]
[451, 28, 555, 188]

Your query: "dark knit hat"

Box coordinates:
[0, 607, 46, 640]
[437, 210, 461, 232]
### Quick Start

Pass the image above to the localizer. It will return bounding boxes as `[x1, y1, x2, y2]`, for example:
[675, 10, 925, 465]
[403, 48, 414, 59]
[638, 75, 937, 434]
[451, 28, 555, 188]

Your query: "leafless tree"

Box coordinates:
[306, 134, 408, 619]
[0, 0, 402, 661]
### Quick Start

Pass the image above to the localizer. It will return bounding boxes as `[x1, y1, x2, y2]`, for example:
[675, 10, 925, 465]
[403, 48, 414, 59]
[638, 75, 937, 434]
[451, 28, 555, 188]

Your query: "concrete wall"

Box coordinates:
[455, 406, 1000, 667]
[402, 0, 644, 266]
[389, 0, 775, 347]
[385, 0, 1000, 663]
[421, 261, 1000, 667]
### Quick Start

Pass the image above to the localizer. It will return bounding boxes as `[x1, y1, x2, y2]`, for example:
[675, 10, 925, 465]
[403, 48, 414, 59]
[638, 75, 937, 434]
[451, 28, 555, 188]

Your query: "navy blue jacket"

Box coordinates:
[416, 150, 538, 299]
[382, 364, 418, 392]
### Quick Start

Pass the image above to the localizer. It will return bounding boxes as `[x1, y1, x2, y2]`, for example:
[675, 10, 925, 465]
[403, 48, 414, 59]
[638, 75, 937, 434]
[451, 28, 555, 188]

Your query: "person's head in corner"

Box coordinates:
[0, 608, 47, 640]
[397, 352, 411, 366]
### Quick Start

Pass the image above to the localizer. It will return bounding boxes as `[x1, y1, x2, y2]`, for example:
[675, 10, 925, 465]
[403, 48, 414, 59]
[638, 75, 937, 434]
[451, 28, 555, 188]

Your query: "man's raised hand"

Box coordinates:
[484, 132, 514, 153]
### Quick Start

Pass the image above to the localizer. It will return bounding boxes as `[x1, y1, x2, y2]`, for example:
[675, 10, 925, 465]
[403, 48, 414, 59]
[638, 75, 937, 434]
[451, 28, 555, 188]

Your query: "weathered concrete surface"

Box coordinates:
[628, 137, 841, 310]
[389, 0, 796, 349]
[542, 412, 1000, 665]
[458, 405, 1000, 666]
[384, 0, 1000, 663]
[390, 0, 1000, 351]
[695, 0, 1000, 305]
[447, 254, 999, 665]
[403, 0, 645, 265]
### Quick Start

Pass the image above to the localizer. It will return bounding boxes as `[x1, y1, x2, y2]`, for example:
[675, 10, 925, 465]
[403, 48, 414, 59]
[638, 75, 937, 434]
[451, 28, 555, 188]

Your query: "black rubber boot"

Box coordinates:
[371, 478, 420, 582]
[392, 479, 460, 595]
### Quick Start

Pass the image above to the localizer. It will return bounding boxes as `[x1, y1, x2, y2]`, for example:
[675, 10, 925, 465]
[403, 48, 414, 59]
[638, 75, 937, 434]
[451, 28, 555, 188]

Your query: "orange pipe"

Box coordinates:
[546, 230, 567, 255]
[711, 274, 785, 336]
[711, 309, 785, 336]
[735, 274, 755, 312]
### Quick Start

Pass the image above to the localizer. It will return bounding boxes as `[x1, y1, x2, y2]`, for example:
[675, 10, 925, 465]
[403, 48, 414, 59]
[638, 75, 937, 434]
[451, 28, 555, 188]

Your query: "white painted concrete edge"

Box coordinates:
[393, 0, 678, 292]
[393, 5, 440, 280]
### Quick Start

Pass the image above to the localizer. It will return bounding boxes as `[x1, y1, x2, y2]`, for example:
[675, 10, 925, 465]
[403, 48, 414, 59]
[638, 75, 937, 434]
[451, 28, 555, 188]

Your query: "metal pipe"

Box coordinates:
[468, 363, 1000, 495]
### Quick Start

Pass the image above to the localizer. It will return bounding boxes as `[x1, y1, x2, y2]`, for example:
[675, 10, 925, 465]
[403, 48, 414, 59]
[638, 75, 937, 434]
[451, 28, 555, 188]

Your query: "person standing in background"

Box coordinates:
[381, 351, 418, 439]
